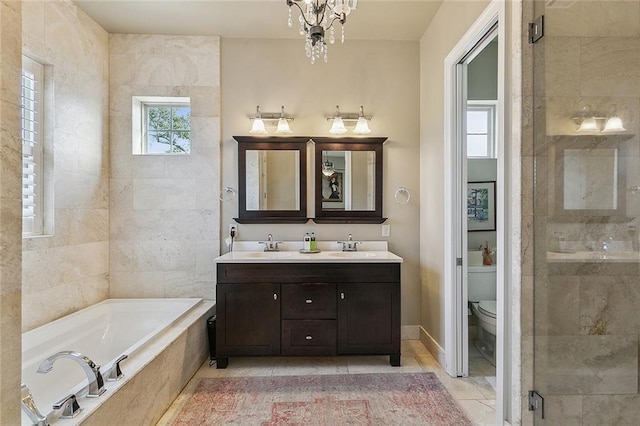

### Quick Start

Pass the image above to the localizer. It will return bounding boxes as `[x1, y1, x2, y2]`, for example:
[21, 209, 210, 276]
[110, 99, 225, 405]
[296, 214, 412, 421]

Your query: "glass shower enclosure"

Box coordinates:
[531, 0, 640, 423]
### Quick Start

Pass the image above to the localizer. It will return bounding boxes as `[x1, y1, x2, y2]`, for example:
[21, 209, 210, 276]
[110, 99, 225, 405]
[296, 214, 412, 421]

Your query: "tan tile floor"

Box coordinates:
[157, 340, 497, 425]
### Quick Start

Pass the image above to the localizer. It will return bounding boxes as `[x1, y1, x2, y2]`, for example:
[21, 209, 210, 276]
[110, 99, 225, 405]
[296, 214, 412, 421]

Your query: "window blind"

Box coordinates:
[21, 57, 43, 235]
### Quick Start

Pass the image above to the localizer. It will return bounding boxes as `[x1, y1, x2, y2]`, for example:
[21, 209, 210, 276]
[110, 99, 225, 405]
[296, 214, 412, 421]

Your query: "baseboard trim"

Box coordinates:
[419, 326, 447, 370]
[401, 325, 420, 340]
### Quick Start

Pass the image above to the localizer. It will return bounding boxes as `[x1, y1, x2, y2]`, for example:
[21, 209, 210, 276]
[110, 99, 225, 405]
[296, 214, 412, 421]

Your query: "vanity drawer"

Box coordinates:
[281, 320, 336, 355]
[281, 283, 337, 319]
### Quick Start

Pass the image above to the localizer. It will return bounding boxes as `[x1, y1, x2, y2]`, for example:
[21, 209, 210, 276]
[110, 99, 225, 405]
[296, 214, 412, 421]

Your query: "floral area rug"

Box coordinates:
[170, 372, 472, 425]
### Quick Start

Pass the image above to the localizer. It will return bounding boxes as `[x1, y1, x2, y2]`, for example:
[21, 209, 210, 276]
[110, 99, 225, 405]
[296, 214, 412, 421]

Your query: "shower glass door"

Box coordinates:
[532, 0, 640, 423]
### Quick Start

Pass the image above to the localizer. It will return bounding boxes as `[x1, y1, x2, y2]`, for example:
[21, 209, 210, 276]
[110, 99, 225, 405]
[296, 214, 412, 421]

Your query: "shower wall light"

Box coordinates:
[327, 105, 372, 135]
[249, 105, 294, 135]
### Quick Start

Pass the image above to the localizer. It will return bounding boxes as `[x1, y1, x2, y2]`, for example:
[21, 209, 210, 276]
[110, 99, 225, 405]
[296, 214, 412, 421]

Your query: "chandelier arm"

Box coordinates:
[317, 2, 328, 28]
[288, 0, 315, 29]
[325, 15, 342, 30]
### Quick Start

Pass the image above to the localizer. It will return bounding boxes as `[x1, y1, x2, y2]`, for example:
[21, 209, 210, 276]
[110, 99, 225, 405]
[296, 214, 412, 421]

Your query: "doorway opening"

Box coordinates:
[443, 0, 508, 423]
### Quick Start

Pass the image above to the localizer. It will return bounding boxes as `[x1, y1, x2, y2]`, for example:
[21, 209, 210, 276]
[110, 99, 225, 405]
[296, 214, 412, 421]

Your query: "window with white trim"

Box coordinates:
[132, 96, 191, 155]
[466, 101, 497, 158]
[22, 56, 45, 236]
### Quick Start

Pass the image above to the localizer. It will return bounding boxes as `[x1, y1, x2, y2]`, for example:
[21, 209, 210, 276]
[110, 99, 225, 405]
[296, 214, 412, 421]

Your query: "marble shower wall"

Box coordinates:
[530, 1, 640, 423]
[109, 34, 220, 299]
[21, 1, 109, 332]
[0, 1, 23, 423]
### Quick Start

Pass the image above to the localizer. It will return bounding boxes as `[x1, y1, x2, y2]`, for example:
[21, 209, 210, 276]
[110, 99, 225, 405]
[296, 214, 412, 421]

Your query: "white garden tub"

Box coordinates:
[21, 298, 210, 425]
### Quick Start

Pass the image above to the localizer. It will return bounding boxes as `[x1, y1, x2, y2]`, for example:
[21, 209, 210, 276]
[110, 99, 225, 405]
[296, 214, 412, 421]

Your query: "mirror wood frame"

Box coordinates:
[551, 134, 633, 220]
[234, 136, 309, 224]
[312, 137, 387, 224]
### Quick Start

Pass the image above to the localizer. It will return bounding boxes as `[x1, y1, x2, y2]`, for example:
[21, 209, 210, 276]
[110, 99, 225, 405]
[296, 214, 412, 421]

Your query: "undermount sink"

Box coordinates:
[242, 251, 293, 258]
[328, 251, 377, 258]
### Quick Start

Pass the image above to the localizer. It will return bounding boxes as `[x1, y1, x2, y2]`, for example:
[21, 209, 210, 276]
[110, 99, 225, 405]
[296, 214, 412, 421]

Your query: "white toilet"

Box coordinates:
[468, 265, 497, 366]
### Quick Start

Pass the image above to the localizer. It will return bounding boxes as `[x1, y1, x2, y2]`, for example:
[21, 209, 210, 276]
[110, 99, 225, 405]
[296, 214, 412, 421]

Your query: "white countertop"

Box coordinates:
[216, 241, 403, 263]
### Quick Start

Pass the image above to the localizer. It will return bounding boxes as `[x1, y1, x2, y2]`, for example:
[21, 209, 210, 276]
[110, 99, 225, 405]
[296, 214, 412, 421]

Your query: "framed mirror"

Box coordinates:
[234, 136, 309, 223]
[551, 135, 632, 219]
[312, 137, 387, 223]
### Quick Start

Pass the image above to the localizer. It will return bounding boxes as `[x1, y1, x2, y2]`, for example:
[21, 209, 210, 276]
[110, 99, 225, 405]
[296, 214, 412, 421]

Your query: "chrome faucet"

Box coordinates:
[37, 351, 106, 397]
[21, 383, 49, 426]
[260, 234, 281, 252]
[338, 234, 361, 252]
[53, 393, 82, 419]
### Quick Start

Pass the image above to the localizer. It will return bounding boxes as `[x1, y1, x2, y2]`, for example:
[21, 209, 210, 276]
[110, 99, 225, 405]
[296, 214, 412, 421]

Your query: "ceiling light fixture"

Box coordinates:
[321, 152, 335, 176]
[327, 105, 372, 135]
[286, 0, 358, 64]
[249, 105, 294, 135]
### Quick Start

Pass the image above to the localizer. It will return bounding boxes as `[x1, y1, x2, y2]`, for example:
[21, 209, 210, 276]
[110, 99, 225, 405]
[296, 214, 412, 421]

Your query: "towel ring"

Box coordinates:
[219, 187, 237, 202]
[394, 187, 411, 205]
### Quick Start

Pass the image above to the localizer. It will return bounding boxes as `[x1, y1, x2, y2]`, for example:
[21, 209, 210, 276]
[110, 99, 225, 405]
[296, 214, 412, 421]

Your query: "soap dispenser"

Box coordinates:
[303, 233, 311, 252]
[310, 232, 317, 252]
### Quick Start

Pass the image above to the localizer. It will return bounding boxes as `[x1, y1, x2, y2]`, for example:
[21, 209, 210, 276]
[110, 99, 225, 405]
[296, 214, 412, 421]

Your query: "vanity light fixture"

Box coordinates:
[573, 104, 626, 133]
[249, 105, 294, 135]
[602, 105, 626, 133]
[327, 105, 372, 135]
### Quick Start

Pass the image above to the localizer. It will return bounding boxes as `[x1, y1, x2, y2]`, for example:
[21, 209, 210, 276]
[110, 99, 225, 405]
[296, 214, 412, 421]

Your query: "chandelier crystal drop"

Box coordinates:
[286, 0, 358, 64]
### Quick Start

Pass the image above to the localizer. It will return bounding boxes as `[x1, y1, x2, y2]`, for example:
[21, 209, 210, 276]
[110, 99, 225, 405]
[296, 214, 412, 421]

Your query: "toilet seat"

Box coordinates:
[478, 300, 497, 319]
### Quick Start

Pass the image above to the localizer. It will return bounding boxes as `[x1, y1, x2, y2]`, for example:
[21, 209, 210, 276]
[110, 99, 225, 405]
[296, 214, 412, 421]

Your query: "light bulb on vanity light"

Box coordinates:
[577, 105, 600, 132]
[353, 105, 371, 134]
[275, 106, 293, 134]
[603, 105, 626, 133]
[249, 106, 267, 135]
[329, 105, 348, 135]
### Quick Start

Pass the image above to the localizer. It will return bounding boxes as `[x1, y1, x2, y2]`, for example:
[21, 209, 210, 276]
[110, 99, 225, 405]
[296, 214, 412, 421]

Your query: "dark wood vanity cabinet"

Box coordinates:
[215, 283, 281, 368]
[215, 263, 401, 368]
[337, 282, 401, 366]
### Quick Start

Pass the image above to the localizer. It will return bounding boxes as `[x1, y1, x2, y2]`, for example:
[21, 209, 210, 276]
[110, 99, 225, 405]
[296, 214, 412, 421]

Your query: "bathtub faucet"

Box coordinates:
[21, 383, 49, 426]
[37, 351, 106, 398]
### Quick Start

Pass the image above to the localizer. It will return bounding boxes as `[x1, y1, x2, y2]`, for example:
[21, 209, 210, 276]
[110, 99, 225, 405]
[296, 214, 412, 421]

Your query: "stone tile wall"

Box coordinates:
[21, 1, 109, 332]
[109, 34, 220, 299]
[0, 1, 23, 423]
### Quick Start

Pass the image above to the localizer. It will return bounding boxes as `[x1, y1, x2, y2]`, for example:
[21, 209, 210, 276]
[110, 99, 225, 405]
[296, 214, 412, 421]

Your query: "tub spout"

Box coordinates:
[21, 383, 49, 426]
[37, 351, 106, 398]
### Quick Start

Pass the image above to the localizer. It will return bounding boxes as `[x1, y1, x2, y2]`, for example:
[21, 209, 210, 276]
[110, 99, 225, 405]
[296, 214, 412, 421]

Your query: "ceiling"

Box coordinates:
[73, 0, 443, 41]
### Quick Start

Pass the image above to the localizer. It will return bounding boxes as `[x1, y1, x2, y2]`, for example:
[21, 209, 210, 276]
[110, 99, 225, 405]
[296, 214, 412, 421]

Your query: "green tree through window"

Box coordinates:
[146, 105, 190, 154]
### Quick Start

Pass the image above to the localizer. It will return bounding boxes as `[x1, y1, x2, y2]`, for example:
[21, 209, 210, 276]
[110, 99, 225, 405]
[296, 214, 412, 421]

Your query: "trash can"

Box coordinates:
[207, 313, 216, 365]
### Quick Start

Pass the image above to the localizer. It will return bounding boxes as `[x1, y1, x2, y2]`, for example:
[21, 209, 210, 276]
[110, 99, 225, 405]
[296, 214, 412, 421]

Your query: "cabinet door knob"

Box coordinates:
[273, 293, 278, 300]
[305, 335, 313, 340]
[305, 299, 313, 304]
[340, 292, 345, 300]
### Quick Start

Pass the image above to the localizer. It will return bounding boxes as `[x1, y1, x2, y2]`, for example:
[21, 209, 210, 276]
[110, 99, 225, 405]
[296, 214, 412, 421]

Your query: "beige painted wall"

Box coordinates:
[0, 1, 23, 422]
[419, 0, 491, 350]
[21, 0, 110, 332]
[220, 38, 422, 326]
[109, 34, 221, 299]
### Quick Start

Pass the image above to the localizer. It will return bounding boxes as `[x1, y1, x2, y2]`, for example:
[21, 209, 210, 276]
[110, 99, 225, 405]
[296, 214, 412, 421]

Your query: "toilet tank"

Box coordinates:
[467, 265, 496, 302]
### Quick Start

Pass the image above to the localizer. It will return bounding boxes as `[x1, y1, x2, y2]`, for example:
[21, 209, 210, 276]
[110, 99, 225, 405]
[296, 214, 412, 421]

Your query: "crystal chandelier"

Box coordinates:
[286, 0, 358, 64]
